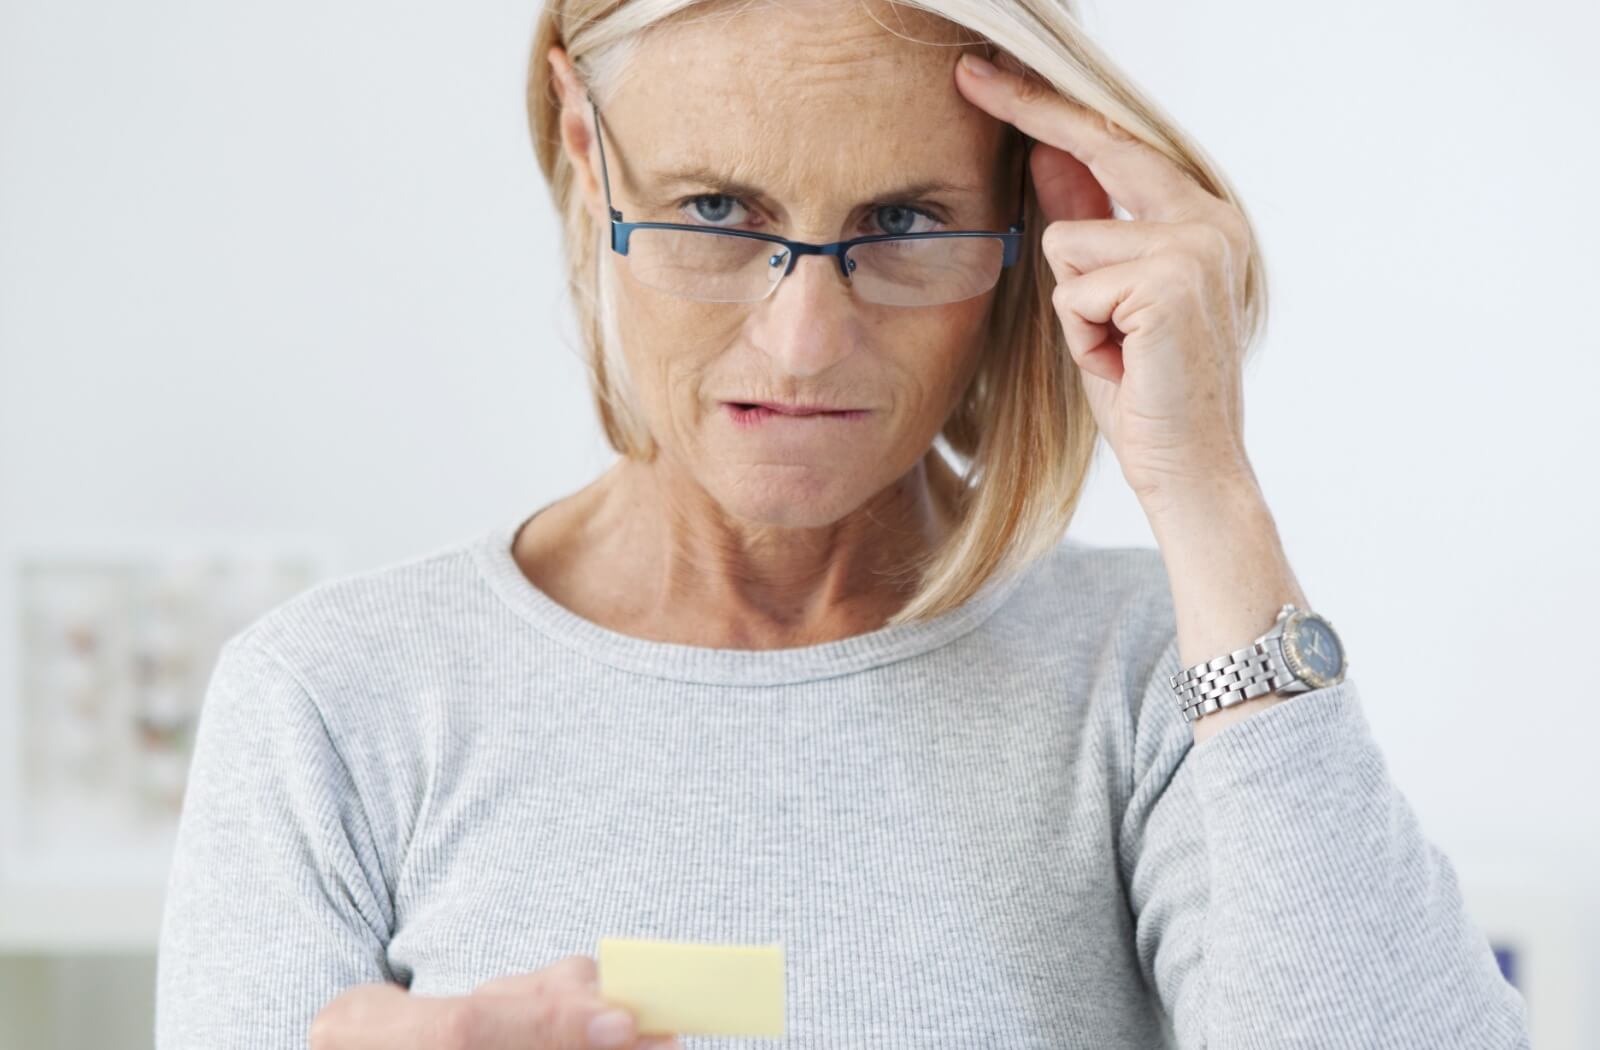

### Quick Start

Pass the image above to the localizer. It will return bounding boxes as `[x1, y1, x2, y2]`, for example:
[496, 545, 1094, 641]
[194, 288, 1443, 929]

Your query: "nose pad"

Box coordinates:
[771, 250, 855, 297]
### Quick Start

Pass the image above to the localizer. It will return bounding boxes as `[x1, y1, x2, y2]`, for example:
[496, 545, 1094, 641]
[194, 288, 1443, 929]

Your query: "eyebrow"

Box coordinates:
[646, 165, 983, 202]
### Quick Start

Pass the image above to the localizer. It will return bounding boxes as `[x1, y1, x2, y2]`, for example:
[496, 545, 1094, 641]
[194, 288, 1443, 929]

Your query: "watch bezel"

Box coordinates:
[1280, 608, 1347, 689]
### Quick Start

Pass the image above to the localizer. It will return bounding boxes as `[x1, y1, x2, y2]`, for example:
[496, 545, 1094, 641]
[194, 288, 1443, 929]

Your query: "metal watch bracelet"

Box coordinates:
[1170, 634, 1297, 724]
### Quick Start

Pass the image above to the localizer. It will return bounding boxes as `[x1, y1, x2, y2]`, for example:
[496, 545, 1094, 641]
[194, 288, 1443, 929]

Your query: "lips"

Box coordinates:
[729, 401, 854, 416]
[724, 402, 870, 426]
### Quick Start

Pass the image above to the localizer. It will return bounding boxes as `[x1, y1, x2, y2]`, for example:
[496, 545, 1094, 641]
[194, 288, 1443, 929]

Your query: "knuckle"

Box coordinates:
[1013, 71, 1050, 104]
[514, 955, 586, 998]
[1040, 219, 1071, 260]
[1096, 110, 1137, 144]
[1224, 214, 1252, 260]
[1187, 221, 1232, 264]
[1152, 224, 1189, 257]
[1205, 203, 1250, 257]
[1041, 222, 1086, 279]
[1158, 250, 1204, 286]
[1207, 220, 1231, 257]
[534, 987, 566, 1031]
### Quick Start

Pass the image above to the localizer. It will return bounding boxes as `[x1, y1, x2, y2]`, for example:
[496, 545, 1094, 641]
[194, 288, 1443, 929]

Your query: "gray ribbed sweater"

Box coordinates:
[153, 510, 1532, 1048]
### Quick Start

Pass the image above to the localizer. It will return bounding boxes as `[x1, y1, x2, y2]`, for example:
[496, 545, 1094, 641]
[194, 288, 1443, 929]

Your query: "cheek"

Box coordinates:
[880, 300, 990, 418]
[614, 296, 739, 434]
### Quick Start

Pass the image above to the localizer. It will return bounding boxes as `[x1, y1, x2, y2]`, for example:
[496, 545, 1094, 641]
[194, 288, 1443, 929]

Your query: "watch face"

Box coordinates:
[1284, 612, 1345, 687]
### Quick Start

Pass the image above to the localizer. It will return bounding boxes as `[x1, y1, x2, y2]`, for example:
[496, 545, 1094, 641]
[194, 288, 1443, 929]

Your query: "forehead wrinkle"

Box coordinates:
[625, 104, 996, 215]
[645, 160, 986, 205]
[623, 138, 1000, 233]
[608, 4, 1008, 224]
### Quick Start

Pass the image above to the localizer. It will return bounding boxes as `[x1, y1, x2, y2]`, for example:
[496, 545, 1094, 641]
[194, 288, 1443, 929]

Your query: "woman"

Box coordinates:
[154, 0, 1533, 1047]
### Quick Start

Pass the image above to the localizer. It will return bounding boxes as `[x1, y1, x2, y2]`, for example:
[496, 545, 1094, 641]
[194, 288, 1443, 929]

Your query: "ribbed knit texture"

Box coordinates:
[153, 510, 1532, 1049]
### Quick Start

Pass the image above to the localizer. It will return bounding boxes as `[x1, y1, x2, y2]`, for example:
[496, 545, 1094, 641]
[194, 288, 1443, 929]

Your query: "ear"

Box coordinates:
[547, 45, 607, 226]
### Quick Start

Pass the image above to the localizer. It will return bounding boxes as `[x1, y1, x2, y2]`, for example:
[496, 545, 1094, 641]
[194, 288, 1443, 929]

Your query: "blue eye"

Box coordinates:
[677, 195, 945, 235]
[683, 194, 746, 226]
[872, 203, 941, 236]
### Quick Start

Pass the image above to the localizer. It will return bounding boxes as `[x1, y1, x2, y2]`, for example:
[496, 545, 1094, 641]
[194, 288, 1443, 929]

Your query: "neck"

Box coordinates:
[537, 451, 960, 649]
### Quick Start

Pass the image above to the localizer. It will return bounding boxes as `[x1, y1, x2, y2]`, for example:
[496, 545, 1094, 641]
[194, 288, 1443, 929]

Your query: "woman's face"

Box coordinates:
[560, 1, 1014, 530]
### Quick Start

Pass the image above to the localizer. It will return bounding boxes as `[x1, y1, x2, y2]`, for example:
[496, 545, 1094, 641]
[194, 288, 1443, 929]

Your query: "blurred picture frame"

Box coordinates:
[0, 532, 338, 888]
[1460, 870, 1600, 1048]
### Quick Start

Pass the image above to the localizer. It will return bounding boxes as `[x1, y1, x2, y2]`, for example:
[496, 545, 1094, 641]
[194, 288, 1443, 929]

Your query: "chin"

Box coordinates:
[713, 467, 864, 529]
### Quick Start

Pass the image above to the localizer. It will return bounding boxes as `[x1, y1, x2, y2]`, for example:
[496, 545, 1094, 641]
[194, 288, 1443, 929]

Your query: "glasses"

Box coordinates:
[587, 94, 1031, 308]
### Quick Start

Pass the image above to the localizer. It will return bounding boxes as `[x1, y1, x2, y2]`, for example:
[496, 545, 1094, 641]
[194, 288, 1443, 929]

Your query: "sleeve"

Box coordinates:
[1116, 632, 1532, 1049]
[155, 632, 398, 1049]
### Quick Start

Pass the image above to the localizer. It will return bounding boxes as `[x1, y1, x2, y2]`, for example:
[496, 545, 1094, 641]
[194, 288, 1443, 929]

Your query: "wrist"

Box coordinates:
[1145, 477, 1309, 678]
[1139, 467, 1268, 549]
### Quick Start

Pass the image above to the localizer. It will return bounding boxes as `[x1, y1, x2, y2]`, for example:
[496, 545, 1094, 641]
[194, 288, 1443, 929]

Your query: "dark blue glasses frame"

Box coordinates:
[586, 94, 1032, 289]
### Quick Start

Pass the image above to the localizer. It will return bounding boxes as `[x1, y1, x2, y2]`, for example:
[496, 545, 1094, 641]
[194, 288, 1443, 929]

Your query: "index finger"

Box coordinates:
[470, 953, 599, 999]
[955, 52, 1215, 223]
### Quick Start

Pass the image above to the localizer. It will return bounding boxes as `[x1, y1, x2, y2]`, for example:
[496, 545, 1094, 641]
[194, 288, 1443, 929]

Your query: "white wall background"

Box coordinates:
[1, 0, 1596, 1046]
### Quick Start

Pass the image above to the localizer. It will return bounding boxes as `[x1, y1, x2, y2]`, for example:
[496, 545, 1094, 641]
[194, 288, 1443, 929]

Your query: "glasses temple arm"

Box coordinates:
[587, 95, 623, 223]
[1014, 135, 1032, 230]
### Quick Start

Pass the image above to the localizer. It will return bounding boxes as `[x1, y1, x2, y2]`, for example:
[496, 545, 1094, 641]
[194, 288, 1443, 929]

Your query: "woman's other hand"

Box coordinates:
[308, 954, 683, 1050]
[956, 50, 1258, 513]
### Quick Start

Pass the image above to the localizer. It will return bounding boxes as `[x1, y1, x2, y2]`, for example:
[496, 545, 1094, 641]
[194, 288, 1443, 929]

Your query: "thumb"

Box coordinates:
[578, 1003, 683, 1050]
[465, 994, 679, 1050]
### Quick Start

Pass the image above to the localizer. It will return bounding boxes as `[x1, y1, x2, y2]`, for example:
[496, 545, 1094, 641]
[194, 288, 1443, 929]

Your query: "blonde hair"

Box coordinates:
[525, 0, 1268, 627]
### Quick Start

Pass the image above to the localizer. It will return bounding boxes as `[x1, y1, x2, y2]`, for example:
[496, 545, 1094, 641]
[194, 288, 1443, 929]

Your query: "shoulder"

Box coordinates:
[188, 536, 488, 917]
[1021, 534, 1176, 639]
[991, 533, 1180, 717]
[224, 531, 489, 720]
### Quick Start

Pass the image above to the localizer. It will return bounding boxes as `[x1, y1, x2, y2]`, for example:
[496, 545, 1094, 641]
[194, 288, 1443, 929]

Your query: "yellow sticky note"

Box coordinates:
[597, 936, 786, 1039]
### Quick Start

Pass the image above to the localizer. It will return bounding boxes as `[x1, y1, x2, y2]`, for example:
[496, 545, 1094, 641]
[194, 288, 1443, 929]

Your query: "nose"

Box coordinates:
[746, 250, 860, 378]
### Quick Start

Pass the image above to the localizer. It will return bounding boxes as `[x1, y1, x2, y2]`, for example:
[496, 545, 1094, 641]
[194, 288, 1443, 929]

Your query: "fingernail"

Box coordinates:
[587, 1009, 634, 1048]
[961, 53, 997, 78]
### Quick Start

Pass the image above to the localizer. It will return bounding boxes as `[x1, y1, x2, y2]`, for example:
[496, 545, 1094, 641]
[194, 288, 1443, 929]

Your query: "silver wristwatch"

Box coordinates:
[1169, 604, 1347, 723]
